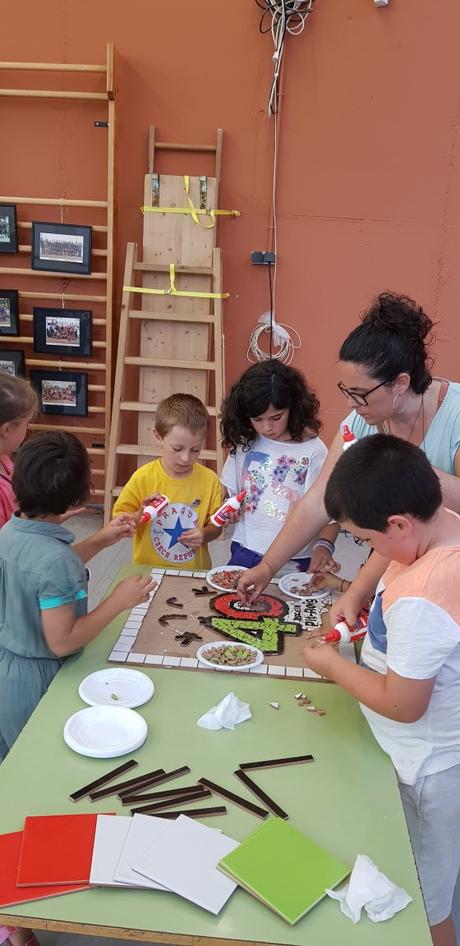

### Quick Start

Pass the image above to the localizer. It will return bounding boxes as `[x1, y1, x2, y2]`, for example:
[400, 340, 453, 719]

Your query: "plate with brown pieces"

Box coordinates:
[206, 565, 248, 592]
[196, 641, 264, 671]
[278, 572, 330, 600]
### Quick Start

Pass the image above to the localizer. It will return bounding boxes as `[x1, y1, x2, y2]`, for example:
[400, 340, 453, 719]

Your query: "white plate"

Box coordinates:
[196, 640, 263, 671]
[63, 706, 148, 758]
[78, 669, 154, 709]
[278, 572, 330, 600]
[206, 565, 248, 592]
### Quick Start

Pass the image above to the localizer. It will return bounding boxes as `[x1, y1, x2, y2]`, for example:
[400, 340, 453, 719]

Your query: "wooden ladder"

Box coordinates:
[104, 129, 228, 521]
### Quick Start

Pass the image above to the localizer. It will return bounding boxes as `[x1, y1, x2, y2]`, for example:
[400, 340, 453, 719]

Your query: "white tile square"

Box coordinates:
[108, 651, 128, 662]
[127, 652, 146, 663]
[179, 570, 192, 577]
[303, 668, 322, 679]
[249, 664, 268, 674]
[192, 571, 207, 578]
[268, 665, 285, 676]
[114, 639, 133, 653]
[144, 654, 164, 665]
[166, 569, 179, 576]
[197, 661, 214, 671]
[286, 666, 304, 678]
[150, 568, 165, 575]
[179, 656, 199, 668]
[162, 655, 182, 667]
[121, 628, 139, 638]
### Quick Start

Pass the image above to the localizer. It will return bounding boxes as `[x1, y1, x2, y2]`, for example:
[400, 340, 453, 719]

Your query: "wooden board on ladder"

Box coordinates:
[104, 128, 229, 521]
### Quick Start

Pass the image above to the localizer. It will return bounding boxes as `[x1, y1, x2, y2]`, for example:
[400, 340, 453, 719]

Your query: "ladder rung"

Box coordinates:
[29, 423, 104, 435]
[119, 401, 217, 415]
[128, 310, 214, 324]
[116, 444, 217, 459]
[125, 357, 215, 370]
[155, 141, 217, 153]
[133, 262, 213, 275]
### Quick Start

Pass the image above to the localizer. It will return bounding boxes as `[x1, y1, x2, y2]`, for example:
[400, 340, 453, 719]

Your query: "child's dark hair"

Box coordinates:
[339, 292, 434, 395]
[220, 359, 321, 453]
[13, 431, 91, 518]
[324, 434, 442, 532]
[0, 374, 37, 425]
[155, 394, 208, 438]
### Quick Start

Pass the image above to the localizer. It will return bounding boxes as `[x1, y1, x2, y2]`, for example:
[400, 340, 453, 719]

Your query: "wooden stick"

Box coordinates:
[119, 783, 206, 805]
[0, 89, 108, 101]
[133, 805, 227, 819]
[155, 141, 217, 153]
[117, 765, 191, 798]
[28, 358, 105, 371]
[19, 291, 107, 302]
[234, 770, 288, 820]
[0, 61, 105, 73]
[127, 788, 211, 813]
[239, 754, 315, 771]
[0, 196, 108, 208]
[197, 778, 269, 820]
[69, 759, 138, 802]
[89, 768, 165, 801]
[0, 267, 107, 281]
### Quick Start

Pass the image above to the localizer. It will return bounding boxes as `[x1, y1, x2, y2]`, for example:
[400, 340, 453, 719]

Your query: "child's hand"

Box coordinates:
[180, 527, 205, 549]
[136, 494, 167, 524]
[102, 514, 136, 546]
[309, 547, 340, 574]
[111, 574, 157, 611]
[58, 506, 87, 524]
[304, 638, 338, 679]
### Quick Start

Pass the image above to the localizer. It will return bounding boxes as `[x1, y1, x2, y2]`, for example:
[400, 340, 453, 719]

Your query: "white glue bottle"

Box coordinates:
[322, 612, 368, 644]
[342, 424, 357, 450]
[210, 489, 247, 527]
[138, 494, 169, 525]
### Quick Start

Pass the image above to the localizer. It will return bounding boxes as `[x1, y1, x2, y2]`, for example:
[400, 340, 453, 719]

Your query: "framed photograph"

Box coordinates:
[0, 205, 18, 254]
[29, 370, 88, 417]
[0, 350, 25, 377]
[32, 307, 92, 357]
[31, 222, 92, 275]
[0, 290, 19, 336]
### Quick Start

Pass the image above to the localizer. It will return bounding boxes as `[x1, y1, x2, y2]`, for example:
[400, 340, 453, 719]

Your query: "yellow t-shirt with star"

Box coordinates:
[112, 459, 223, 570]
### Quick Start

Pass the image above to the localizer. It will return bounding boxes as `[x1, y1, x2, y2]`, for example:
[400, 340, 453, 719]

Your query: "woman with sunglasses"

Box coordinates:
[238, 291, 460, 623]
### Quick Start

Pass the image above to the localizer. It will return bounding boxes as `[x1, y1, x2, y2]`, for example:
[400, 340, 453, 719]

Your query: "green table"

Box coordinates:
[0, 565, 431, 946]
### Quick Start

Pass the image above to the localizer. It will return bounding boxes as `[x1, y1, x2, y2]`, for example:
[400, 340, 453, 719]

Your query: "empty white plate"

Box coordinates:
[278, 572, 330, 600]
[78, 668, 154, 708]
[64, 705, 148, 758]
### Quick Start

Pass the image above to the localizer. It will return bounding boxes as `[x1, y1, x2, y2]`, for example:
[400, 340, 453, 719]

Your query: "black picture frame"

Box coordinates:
[0, 290, 20, 336]
[30, 370, 88, 417]
[0, 205, 18, 254]
[31, 222, 92, 275]
[0, 350, 25, 377]
[32, 307, 92, 357]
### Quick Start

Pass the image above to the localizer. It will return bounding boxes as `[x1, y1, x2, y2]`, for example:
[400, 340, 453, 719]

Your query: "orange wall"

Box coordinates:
[3, 0, 460, 444]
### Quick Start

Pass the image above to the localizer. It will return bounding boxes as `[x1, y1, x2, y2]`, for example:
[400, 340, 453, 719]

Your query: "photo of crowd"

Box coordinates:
[45, 317, 80, 347]
[0, 216, 10, 243]
[41, 380, 77, 408]
[39, 233, 84, 264]
[0, 360, 15, 375]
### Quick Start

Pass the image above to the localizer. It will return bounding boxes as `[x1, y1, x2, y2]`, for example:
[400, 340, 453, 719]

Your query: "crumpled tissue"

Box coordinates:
[197, 692, 252, 731]
[326, 854, 412, 923]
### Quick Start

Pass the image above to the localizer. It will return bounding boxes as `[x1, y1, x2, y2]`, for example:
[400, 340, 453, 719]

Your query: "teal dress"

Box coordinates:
[344, 381, 460, 475]
[0, 515, 87, 760]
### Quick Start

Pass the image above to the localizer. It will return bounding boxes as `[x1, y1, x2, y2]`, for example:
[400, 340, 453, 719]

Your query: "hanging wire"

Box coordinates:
[254, 0, 315, 114]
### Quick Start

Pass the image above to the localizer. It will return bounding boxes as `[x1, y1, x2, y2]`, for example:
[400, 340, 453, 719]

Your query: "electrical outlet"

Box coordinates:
[251, 251, 276, 265]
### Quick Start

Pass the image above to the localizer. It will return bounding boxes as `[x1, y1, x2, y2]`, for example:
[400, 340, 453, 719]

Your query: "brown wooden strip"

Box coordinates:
[239, 754, 314, 771]
[234, 769, 288, 820]
[89, 768, 165, 801]
[198, 778, 269, 819]
[127, 787, 211, 812]
[69, 759, 138, 801]
[118, 765, 191, 799]
[132, 805, 227, 819]
[120, 783, 205, 805]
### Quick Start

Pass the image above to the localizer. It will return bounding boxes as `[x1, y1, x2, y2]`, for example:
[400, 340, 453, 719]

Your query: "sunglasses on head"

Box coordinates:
[337, 378, 394, 407]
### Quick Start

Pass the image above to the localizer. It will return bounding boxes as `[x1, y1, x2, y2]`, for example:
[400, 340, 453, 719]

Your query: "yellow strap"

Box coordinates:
[123, 264, 229, 300]
[140, 177, 240, 226]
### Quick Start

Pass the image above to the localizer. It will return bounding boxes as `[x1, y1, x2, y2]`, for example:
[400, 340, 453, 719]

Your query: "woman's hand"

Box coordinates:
[237, 562, 272, 603]
[309, 547, 340, 574]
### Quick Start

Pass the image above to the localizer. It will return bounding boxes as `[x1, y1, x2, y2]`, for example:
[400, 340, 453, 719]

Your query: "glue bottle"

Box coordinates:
[321, 612, 368, 644]
[210, 489, 247, 527]
[342, 424, 357, 450]
[138, 494, 169, 525]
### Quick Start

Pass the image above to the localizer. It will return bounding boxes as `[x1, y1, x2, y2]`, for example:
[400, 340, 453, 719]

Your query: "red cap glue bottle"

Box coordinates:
[138, 494, 169, 525]
[342, 424, 357, 450]
[322, 612, 368, 644]
[210, 489, 247, 527]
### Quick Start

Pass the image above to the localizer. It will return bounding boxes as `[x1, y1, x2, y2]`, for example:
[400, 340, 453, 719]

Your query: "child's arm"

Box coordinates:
[41, 573, 156, 657]
[309, 523, 341, 573]
[303, 639, 435, 723]
[73, 514, 135, 564]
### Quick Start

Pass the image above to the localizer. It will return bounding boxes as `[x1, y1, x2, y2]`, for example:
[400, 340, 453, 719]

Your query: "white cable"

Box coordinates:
[247, 311, 301, 365]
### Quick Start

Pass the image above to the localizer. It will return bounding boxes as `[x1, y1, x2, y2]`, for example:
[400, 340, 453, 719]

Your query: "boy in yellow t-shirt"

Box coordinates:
[113, 394, 223, 569]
